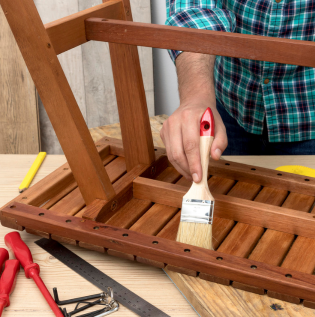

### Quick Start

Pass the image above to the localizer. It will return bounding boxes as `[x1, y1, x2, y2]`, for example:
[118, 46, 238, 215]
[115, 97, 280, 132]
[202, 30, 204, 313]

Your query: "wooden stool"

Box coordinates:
[2, 0, 315, 313]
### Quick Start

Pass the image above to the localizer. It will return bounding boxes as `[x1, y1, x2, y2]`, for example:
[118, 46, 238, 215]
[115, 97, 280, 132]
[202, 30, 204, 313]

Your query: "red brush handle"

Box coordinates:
[200, 107, 215, 137]
[4, 232, 63, 317]
[0, 260, 20, 311]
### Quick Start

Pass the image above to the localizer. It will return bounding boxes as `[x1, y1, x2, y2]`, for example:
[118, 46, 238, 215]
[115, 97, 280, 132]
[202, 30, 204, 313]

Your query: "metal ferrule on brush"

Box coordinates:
[180, 199, 214, 224]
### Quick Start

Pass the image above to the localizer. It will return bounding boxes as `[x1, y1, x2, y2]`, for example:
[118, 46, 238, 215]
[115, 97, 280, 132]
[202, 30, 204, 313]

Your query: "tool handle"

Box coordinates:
[200, 107, 215, 188]
[0, 260, 20, 308]
[4, 232, 39, 278]
[185, 108, 215, 201]
[0, 250, 9, 274]
[32, 274, 64, 317]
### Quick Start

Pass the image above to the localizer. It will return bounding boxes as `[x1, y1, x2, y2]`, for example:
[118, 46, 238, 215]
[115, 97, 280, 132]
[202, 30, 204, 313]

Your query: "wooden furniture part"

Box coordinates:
[2, 0, 315, 315]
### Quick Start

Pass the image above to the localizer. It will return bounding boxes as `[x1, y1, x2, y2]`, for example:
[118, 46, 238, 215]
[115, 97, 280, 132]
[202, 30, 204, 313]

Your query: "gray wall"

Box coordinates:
[151, 1, 180, 116]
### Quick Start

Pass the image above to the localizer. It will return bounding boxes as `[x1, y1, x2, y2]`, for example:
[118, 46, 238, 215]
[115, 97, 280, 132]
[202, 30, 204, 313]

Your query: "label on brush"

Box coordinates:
[181, 199, 214, 224]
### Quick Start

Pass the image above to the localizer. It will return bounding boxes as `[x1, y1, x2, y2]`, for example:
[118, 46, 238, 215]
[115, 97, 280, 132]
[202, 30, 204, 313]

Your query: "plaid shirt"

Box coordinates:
[166, 0, 315, 142]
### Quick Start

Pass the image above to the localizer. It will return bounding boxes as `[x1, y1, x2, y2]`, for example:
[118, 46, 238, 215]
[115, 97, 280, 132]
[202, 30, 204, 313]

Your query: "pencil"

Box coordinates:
[18, 152, 46, 193]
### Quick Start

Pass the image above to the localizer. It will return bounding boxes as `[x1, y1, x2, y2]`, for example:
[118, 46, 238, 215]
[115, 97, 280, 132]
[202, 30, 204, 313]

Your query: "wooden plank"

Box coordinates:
[107, 1, 155, 171]
[36, 0, 87, 155]
[106, 198, 152, 228]
[42, 154, 116, 209]
[218, 186, 285, 258]
[85, 19, 315, 68]
[83, 155, 168, 222]
[267, 194, 315, 305]
[44, 0, 123, 55]
[50, 157, 126, 215]
[0, 0, 116, 205]
[0, 143, 110, 210]
[133, 178, 315, 239]
[109, 42, 155, 170]
[0, 6, 39, 154]
[130, 204, 178, 236]
[7, 203, 315, 303]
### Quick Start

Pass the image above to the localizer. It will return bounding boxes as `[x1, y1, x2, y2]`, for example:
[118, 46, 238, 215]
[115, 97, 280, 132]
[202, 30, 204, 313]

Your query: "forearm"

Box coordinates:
[176, 52, 216, 105]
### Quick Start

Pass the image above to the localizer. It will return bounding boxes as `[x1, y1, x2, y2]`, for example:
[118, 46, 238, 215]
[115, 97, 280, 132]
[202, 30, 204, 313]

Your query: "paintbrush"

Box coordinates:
[177, 107, 215, 249]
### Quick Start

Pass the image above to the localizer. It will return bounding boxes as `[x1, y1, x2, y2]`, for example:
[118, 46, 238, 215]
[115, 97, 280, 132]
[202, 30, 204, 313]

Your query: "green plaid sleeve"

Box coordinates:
[166, 0, 236, 61]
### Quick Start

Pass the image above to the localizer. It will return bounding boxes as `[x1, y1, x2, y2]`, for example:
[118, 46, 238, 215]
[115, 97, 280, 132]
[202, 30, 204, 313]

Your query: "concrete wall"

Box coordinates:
[151, 1, 180, 116]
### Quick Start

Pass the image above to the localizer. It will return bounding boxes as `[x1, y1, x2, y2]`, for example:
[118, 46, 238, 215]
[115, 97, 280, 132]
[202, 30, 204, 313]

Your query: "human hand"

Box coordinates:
[160, 98, 228, 182]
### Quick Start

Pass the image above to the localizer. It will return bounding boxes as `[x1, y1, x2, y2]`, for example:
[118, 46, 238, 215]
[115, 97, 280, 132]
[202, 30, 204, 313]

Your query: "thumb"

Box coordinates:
[211, 123, 228, 160]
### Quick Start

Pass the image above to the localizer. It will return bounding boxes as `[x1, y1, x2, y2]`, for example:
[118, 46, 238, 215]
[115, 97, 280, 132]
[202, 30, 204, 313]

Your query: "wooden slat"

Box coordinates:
[85, 19, 315, 68]
[42, 154, 116, 209]
[50, 157, 126, 215]
[133, 177, 315, 240]
[267, 194, 315, 305]
[0, 0, 116, 205]
[45, 0, 123, 55]
[0, 143, 110, 211]
[109, 42, 155, 170]
[217, 182, 262, 257]
[7, 203, 315, 303]
[107, 2, 155, 171]
[0, 6, 39, 154]
[106, 199, 152, 229]
[209, 159, 315, 197]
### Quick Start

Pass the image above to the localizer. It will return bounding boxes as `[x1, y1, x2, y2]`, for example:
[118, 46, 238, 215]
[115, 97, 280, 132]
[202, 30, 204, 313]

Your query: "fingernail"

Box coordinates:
[192, 173, 199, 183]
[215, 148, 222, 158]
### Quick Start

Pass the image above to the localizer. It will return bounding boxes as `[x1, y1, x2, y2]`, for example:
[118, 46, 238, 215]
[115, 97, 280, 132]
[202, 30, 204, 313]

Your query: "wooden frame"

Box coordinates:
[2, 0, 315, 310]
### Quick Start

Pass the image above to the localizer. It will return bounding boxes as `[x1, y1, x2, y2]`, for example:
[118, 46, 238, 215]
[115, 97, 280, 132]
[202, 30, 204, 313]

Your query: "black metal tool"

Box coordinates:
[36, 238, 170, 317]
[54, 287, 106, 305]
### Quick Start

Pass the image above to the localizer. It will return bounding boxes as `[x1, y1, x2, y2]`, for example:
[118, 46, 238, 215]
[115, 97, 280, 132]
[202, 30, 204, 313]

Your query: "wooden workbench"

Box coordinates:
[2, 154, 315, 316]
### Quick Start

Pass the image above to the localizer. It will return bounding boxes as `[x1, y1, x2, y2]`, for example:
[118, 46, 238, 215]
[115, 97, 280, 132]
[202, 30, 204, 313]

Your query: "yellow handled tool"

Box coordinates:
[19, 152, 46, 193]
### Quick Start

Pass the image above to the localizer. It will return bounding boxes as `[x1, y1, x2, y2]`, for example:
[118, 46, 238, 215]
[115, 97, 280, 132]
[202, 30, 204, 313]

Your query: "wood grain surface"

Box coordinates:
[85, 19, 315, 68]
[0, 6, 39, 154]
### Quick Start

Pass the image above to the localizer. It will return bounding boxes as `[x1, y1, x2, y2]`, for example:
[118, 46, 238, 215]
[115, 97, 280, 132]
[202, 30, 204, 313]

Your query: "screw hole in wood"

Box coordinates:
[94, 226, 100, 230]
[216, 257, 223, 261]
[225, 163, 230, 166]
[152, 241, 158, 245]
[122, 233, 128, 237]
[66, 220, 71, 223]
[39, 213, 44, 216]
[10, 205, 16, 209]
[305, 179, 310, 181]
[277, 173, 282, 176]
[251, 265, 257, 269]
[184, 249, 190, 253]
[285, 274, 292, 278]
[251, 168, 256, 171]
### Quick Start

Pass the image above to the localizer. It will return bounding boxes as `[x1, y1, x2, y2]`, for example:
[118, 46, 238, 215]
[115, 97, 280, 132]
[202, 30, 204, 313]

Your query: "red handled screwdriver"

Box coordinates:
[5, 232, 63, 317]
[0, 250, 9, 273]
[0, 260, 20, 316]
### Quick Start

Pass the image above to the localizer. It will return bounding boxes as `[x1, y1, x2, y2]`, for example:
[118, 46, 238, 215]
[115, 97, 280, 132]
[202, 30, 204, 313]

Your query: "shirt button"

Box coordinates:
[275, 0, 282, 2]
[264, 78, 270, 84]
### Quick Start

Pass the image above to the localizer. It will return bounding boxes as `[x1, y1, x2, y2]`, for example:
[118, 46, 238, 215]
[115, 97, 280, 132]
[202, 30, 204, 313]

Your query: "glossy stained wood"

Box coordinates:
[45, 0, 123, 55]
[133, 177, 315, 240]
[6, 202, 315, 304]
[106, 0, 155, 171]
[0, 0, 116, 205]
[85, 19, 315, 68]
